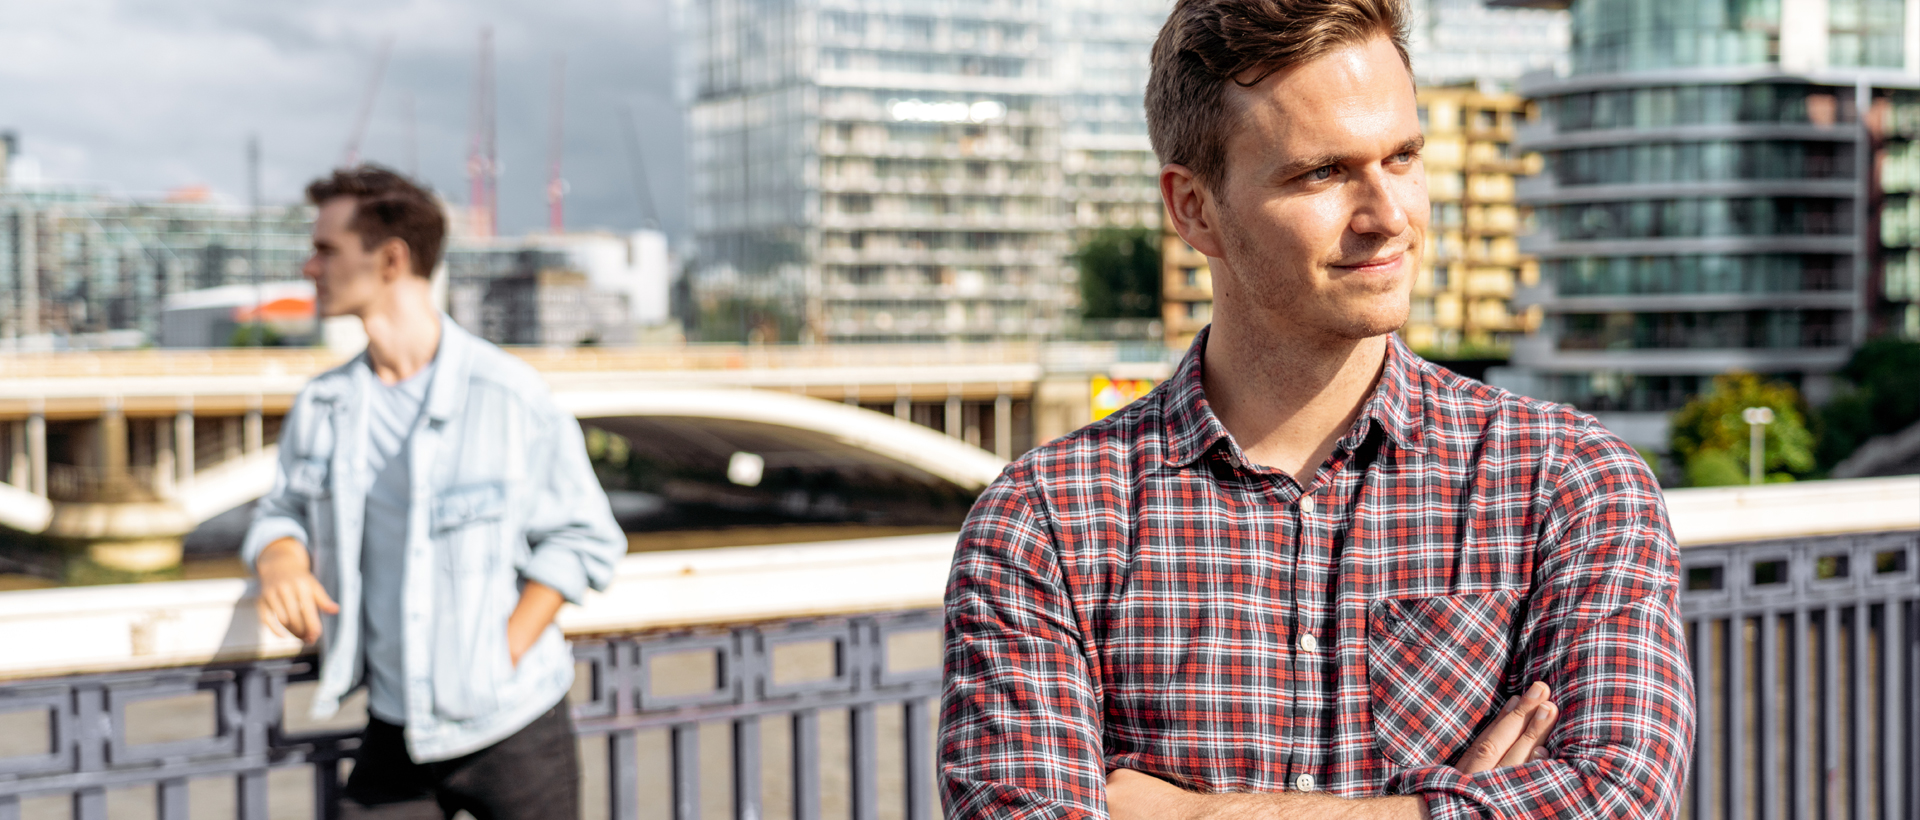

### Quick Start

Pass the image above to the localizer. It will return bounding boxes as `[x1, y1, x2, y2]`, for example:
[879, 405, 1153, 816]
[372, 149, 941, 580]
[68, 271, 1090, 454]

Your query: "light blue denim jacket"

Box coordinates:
[242, 318, 624, 762]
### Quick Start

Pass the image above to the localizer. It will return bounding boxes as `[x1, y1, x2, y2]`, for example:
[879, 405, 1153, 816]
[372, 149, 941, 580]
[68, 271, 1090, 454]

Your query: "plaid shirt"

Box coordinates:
[940, 329, 1695, 820]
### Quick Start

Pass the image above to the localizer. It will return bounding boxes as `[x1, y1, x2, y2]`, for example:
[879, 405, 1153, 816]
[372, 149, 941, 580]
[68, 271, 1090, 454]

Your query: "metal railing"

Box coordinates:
[1, 480, 1917, 819]
[0, 610, 942, 820]
[1677, 530, 1918, 820]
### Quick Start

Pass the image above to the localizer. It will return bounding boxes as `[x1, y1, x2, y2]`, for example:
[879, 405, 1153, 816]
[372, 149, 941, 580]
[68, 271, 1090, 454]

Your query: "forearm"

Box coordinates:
[1107, 770, 1428, 820]
[506, 581, 566, 663]
[1180, 793, 1428, 820]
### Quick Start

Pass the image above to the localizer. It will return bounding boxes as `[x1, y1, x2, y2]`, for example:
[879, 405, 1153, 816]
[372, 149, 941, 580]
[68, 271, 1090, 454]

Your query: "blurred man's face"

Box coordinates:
[302, 198, 390, 318]
[1209, 35, 1426, 342]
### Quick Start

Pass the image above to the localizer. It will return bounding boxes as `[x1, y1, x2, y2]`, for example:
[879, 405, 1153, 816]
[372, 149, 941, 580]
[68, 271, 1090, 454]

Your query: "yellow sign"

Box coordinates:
[1091, 375, 1157, 421]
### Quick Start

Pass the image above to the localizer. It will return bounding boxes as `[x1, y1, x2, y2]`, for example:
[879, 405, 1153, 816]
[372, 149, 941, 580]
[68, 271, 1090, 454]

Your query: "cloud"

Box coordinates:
[0, 0, 686, 240]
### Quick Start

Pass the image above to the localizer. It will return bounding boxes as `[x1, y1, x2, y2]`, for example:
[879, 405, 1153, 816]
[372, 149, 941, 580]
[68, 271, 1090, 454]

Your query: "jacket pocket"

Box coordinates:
[1365, 590, 1518, 768]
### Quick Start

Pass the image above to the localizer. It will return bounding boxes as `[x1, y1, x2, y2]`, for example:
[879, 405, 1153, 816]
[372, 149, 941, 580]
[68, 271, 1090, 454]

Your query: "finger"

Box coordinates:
[1499, 701, 1559, 768]
[1459, 683, 1550, 773]
[258, 596, 291, 639]
[311, 580, 341, 615]
[289, 585, 320, 643]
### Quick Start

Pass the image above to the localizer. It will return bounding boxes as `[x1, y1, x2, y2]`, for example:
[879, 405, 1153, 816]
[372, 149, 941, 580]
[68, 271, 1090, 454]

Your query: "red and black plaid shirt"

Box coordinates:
[939, 329, 1695, 820]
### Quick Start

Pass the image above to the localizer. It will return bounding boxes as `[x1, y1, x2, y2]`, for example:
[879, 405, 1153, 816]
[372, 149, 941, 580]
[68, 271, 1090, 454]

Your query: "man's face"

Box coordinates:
[1206, 35, 1427, 342]
[302, 198, 386, 318]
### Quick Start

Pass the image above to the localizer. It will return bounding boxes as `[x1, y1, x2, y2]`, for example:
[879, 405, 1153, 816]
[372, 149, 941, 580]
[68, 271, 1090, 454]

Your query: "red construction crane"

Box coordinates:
[467, 27, 497, 238]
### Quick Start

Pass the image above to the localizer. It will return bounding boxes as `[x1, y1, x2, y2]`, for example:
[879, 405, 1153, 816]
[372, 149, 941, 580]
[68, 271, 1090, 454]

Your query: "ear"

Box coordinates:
[376, 238, 414, 282]
[1160, 164, 1226, 259]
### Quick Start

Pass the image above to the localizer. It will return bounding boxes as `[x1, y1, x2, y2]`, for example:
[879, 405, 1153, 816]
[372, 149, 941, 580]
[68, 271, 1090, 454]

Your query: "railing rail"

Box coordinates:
[1, 479, 1917, 819]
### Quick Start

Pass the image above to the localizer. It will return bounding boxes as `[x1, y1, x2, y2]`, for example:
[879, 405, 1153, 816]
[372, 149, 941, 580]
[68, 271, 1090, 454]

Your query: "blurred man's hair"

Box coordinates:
[305, 165, 447, 278]
[1146, 0, 1410, 192]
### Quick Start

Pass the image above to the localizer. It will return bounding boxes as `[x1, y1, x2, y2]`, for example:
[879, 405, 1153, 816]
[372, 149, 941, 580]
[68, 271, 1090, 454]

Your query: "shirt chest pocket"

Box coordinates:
[1365, 590, 1519, 768]
[432, 481, 506, 575]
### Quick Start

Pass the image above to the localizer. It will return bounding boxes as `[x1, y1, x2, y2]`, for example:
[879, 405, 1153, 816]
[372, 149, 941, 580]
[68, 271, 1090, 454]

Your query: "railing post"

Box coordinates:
[671, 723, 700, 820]
[157, 777, 189, 820]
[72, 681, 108, 820]
[313, 759, 343, 820]
[904, 697, 934, 820]
[1757, 611, 1780, 820]
[235, 667, 271, 819]
[1689, 618, 1715, 820]
[792, 710, 821, 820]
[1792, 606, 1813, 819]
[1883, 595, 1906, 820]
[609, 640, 640, 820]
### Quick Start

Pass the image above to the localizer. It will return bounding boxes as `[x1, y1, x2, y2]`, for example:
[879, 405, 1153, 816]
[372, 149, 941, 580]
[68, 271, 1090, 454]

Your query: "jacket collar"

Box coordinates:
[1160, 326, 1429, 470]
[421, 313, 474, 423]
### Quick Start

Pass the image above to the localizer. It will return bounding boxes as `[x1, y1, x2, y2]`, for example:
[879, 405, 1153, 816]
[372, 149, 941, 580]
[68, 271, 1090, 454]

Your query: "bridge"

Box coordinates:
[0, 476, 1913, 819]
[0, 342, 1170, 579]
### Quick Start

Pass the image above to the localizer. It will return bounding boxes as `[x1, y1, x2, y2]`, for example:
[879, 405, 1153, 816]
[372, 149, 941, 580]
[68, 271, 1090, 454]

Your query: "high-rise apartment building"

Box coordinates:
[1500, 0, 1920, 448]
[683, 0, 1072, 344]
[1056, 0, 1165, 241]
[1408, 0, 1569, 88]
[1407, 86, 1544, 354]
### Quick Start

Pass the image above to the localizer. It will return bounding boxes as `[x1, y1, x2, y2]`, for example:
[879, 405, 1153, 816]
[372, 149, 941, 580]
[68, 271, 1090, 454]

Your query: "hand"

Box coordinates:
[505, 581, 566, 667]
[255, 537, 339, 644]
[1456, 681, 1559, 773]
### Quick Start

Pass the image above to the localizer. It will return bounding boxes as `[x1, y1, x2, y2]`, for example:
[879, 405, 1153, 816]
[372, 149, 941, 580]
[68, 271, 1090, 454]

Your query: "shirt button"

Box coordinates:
[1295, 774, 1315, 792]
[1299, 496, 1315, 514]
[1298, 633, 1318, 653]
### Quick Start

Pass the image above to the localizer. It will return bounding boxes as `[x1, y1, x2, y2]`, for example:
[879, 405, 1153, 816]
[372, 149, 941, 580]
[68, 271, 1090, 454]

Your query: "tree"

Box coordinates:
[1815, 337, 1920, 471]
[1075, 227, 1161, 319]
[1669, 373, 1815, 487]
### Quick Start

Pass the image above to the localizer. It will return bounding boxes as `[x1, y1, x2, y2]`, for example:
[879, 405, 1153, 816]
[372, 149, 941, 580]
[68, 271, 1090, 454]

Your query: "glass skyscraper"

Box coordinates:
[1500, 0, 1920, 448]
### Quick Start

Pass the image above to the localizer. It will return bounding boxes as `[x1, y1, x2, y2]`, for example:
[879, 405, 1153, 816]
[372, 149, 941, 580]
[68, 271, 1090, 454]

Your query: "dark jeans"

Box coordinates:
[340, 700, 579, 820]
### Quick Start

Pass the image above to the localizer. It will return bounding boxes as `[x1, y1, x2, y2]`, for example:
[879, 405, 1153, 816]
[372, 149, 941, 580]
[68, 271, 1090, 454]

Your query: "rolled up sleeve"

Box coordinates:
[242, 398, 318, 570]
[940, 463, 1109, 820]
[1393, 426, 1696, 819]
[519, 409, 625, 603]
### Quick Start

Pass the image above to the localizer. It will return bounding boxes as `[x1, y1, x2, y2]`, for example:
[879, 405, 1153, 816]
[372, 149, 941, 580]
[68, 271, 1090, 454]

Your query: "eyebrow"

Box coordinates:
[1271, 135, 1426, 182]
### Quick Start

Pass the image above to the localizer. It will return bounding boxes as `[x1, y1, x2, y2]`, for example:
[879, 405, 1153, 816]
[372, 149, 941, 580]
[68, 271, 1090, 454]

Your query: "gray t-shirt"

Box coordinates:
[360, 359, 435, 725]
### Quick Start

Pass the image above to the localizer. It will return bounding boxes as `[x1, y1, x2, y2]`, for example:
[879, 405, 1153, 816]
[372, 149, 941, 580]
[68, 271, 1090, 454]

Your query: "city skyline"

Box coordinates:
[0, 0, 687, 240]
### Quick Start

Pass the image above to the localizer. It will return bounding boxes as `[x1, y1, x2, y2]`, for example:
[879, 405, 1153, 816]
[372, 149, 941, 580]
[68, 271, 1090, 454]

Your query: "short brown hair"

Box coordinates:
[1146, 0, 1411, 191]
[305, 165, 447, 278]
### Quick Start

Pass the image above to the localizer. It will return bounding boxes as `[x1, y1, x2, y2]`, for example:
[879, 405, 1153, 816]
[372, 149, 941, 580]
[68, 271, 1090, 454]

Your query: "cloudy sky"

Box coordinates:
[0, 0, 687, 240]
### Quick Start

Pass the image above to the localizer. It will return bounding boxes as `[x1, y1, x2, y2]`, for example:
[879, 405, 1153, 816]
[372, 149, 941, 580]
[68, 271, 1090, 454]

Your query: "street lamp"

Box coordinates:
[1742, 406, 1774, 486]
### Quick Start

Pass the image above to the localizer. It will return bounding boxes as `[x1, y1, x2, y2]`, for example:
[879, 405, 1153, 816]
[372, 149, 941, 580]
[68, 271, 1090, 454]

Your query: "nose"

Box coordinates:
[1349, 166, 1411, 240]
[301, 253, 321, 281]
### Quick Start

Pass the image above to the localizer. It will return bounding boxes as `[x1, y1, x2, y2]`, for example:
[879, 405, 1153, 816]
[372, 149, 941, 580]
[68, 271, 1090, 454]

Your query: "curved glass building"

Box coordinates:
[1498, 0, 1920, 448]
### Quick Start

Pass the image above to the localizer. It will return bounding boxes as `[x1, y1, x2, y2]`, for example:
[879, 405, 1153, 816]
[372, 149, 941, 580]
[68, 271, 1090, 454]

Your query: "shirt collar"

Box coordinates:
[1160, 326, 1429, 470]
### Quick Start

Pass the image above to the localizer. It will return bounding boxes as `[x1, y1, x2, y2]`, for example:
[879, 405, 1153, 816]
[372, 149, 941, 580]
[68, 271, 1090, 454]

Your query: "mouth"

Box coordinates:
[1330, 252, 1406, 274]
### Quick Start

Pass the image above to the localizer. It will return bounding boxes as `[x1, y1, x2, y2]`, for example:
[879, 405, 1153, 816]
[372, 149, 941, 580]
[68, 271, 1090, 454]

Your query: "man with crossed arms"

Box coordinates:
[938, 1, 1695, 818]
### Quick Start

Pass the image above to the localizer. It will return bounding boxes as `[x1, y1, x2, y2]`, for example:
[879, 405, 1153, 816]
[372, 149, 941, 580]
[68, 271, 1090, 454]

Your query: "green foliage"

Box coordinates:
[1815, 337, 1920, 470]
[691, 298, 800, 343]
[228, 323, 284, 347]
[1075, 227, 1161, 319]
[1669, 373, 1815, 486]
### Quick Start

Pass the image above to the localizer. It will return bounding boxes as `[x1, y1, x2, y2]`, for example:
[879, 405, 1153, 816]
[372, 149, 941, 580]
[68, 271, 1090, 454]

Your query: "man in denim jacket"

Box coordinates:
[244, 166, 625, 819]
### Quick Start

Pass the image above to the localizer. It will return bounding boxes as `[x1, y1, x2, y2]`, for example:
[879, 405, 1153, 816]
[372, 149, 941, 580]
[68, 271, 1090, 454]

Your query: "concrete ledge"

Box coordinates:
[1665, 475, 1920, 546]
[0, 532, 957, 682]
[3, 477, 1916, 683]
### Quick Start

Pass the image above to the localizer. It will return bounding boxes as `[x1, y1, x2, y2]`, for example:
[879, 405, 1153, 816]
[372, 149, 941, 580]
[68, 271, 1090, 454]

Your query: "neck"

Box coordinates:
[1200, 309, 1389, 481]
[358, 281, 442, 386]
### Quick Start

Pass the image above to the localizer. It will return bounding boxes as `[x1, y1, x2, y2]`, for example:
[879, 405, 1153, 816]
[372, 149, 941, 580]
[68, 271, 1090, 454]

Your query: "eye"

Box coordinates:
[1390, 151, 1418, 164]
[1304, 165, 1337, 182]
